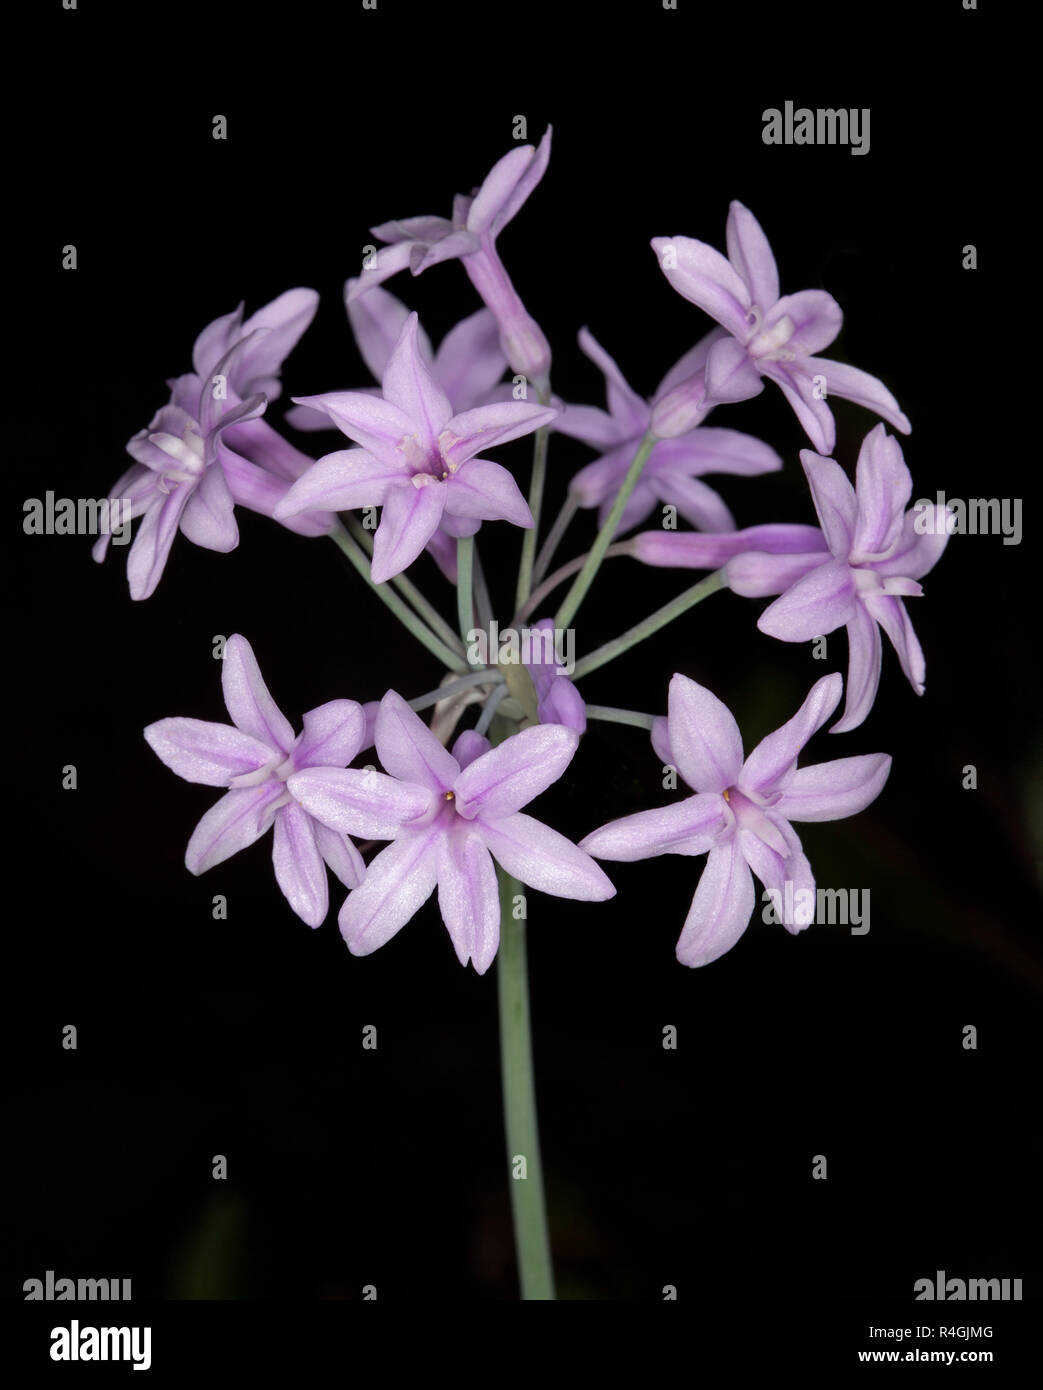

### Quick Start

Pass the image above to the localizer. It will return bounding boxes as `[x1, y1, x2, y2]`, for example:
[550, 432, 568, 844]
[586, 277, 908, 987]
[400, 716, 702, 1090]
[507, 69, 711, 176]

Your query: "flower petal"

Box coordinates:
[440, 401, 556, 468]
[288, 766, 434, 839]
[800, 451, 857, 558]
[739, 674, 843, 799]
[667, 673, 744, 794]
[125, 484, 193, 600]
[580, 792, 728, 861]
[872, 507, 950, 581]
[237, 288, 319, 399]
[312, 819, 365, 890]
[294, 700, 366, 771]
[144, 716, 275, 786]
[290, 391, 416, 469]
[675, 839, 755, 967]
[338, 829, 441, 957]
[275, 448, 411, 518]
[864, 593, 926, 693]
[831, 602, 883, 733]
[651, 235, 752, 340]
[773, 753, 892, 822]
[468, 128, 552, 239]
[185, 784, 283, 875]
[704, 336, 765, 404]
[725, 201, 779, 309]
[370, 478, 447, 583]
[381, 313, 453, 452]
[757, 557, 856, 642]
[808, 356, 911, 436]
[432, 308, 506, 414]
[445, 458, 533, 527]
[272, 800, 328, 927]
[648, 473, 735, 532]
[436, 826, 500, 973]
[455, 724, 579, 820]
[221, 634, 295, 753]
[762, 290, 842, 356]
[375, 690, 461, 793]
[760, 362, 836, 454]
[577, 327, 648, 438]
[479, 813, 615, 901]
[345, 281, 433, 383]
[178, 461, 238, 552]
[850, 424, 913, 560]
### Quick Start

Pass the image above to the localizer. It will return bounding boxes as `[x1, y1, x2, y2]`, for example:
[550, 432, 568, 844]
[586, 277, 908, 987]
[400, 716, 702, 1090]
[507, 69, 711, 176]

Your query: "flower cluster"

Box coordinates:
[100, 133, 949, 972]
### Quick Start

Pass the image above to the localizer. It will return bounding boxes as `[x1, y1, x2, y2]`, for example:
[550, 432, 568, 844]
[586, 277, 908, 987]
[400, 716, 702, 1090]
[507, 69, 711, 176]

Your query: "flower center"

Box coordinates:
[745, 307, 797, 362]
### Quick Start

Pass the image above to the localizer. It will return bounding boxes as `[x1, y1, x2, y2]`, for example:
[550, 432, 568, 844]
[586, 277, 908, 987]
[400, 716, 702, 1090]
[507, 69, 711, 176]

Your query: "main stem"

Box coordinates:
[496, 865, 555, 1300]
[554, 432, 656, 630]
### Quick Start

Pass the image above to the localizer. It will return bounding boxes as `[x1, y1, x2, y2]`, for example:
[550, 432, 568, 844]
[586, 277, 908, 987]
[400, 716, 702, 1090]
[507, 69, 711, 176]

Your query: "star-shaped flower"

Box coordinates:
[742, 426, 950, 731]
[144, 635, 366, 926]
[95, 291, 335, 598]
[559, 327, 781, 532]
[581, 673, 891, 967]
[287, 691, 614, 973]
[287, 282, 509, 580]
[275, 313, 555, 583]
[651, 201, 911, 453]
[347, 131, 553, 379]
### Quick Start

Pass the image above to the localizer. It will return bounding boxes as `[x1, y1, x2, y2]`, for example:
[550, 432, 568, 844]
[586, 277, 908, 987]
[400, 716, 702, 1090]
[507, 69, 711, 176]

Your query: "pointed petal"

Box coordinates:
[648, 473, 735, 532]
[651, 236, 752, 340]
[831, 603, 882, 733]
[632, 523, 826, 577]
[440, 401, 556, 468]
[287, 766, 434, 838]
[580, 793, 728, 861]
[667, 673, 744, 794]
[774, 752, 892, 822]
[179, 461, 238, 552]
[432, 308, 506, 414]
[738, 816, 816, 931]
[809, 356, 911, 436]
[725, 201, 780, 308]
[445, 458, 533, 526]
[652, 427, 782, 479]
[436, 827, 500, 973]
[272, 801, 328, 927]
[275, 448, 411, 518]
[381, 313, 453, 451]
[126, 484, 193, 601]
[312, 819, 366, 890]
[237, 288, 319, 398]
[757, 557, 856, 642]
[654, 328, 727, 401]
[344, 281, 433, 383]
[864, 593, 926, 693]
[455, 724, 578, 820]
[144, 717, 275, 787]
[479, 813, 615, 900]
[850, 424, 913, 559]
[675, 839, 755, 967]
[800, 451, 857, 557]
[760, 362, 836, 454]
[347, 239, 415, 295]
[294, 700, 366, 770]
[703, 336, 765, 405]
[369, 215, 454, 245]
[577, 327, 648, 437]
[725, 550, 832, 596]
[872, 507, 950, 580]
[185, 784, 283, 875]
[410, 228, 481, 274]
[568, 442, 634, 507]
[553, 402, 624, 449]
[763, 290, 842, 356]
[338, 829, 441, 956]
[219, 445, 336, 537]
[290, 391, 416, 468]
[192, 304, 243, 378]
[375, 690, 461, 793]
[371, 479, 447, 583]
[740, 674, 843, 799]
[219, 634, 295, 753]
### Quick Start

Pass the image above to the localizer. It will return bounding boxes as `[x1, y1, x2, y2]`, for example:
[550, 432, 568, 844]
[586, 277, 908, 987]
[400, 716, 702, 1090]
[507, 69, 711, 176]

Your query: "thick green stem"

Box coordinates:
[554, 432, 656, 630]
[572, 568, 728, 681]
[514, 382, 553, 614]
[345, 515, 465, 658]
[328, 524, 468, 673]
[496, 866, 555, 1301]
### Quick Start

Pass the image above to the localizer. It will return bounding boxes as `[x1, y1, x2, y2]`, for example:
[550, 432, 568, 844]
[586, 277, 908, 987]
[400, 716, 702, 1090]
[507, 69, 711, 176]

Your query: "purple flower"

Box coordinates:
[581, 673, 890, 967]
[630, 522, 829, 575]
[650, 202, 911, 453]
[346, 130, 553, 379]
[287, 282, 509, 579]
[276, 313, 555, 583]
[287, 691, 614, 973]
[558, 328, 782, 532]
[144, 635, 366, 927]
[523, 617, 586, 733]
[738, 426, 950, 732]
[95, 291, 334, 599]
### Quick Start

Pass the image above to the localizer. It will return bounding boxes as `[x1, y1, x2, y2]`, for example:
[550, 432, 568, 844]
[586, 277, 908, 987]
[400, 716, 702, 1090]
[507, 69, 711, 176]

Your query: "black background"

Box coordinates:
[7, 0, 1039, 1331]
